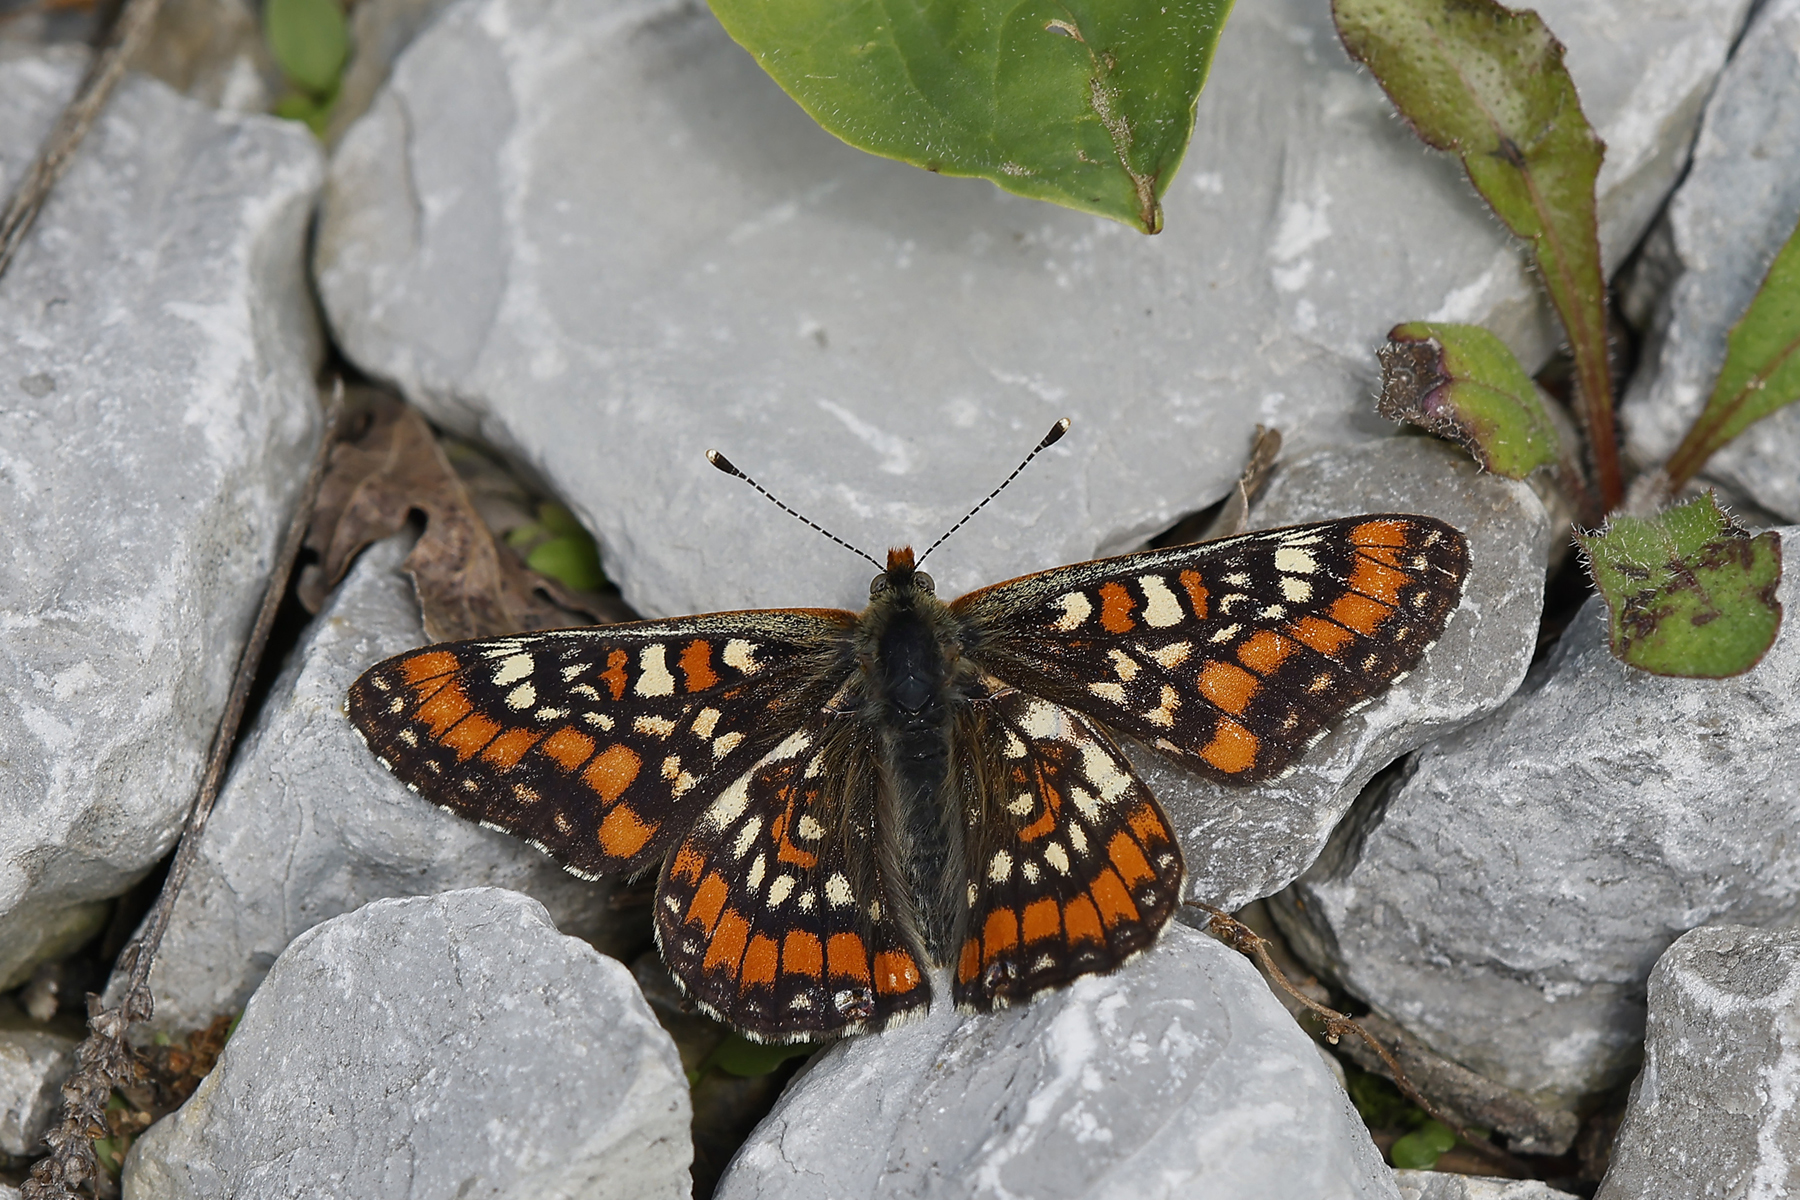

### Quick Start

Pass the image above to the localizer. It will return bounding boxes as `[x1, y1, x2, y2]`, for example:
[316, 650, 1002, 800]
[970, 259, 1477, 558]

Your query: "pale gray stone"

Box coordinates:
[141, 534, 633, 1035]
[1596, 924, 1800, 1200]
[1273, 529, 1800, 1106]
[1395, 1174, 1579, 1200]
[715, 921, 1398, 1200]
[123, 888, 691, 1200]
[1622, 0, 1800, 521]
[315, 0, 1745, 623]
[1147, 437, 1549, 912]
[0, 1023, 76, 1155]
[0, 50, 323, 990]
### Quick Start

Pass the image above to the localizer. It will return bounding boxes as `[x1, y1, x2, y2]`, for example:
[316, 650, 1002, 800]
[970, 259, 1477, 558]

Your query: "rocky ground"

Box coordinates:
[1, 0, 1797, 1196]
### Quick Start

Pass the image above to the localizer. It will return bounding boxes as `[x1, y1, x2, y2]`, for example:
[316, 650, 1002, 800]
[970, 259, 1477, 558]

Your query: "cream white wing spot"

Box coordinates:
[732, 816, 763, 858]
[1068, 822, 1089, 855]
[1138, 575, 1182, 627]
[1209, 623, 1242, 643]
[1004, 731, 1028, 759]
[1275, 547, 1318, 575]
[796, 815, 825, 842]
[712, 731, 745, 759]
[1021, 860, 1041, 884]
[635, 645, 675, 697]
[746, 854, 766, 890]
[506, 683, 537, 710]
[492, 654, 534, 686]
[387, 697, 405, 714]
[768, 730, 813, 761]
[1281, 576, 1314, 602]
[561, 662, 590, 681]
[797, 890, 817, 913]
[570, 684, 602, 701]
[533, 707, 568, 722]
[1259, 604, 1287, 620]
[1069, 785, 1101, 822]
[768, 875, 796, 907]
[1218, 594, 1249, 614]
[397, 729, 418, 747]
[702, 772, 753, 830]
[1087, 681, 1127, 703]
[1225, 572, 1251, 587]
[634, 715, 677, 738]
[1052, 591, 1094, 631]
[1143, 685, 1180, 728]
[1044, 842, 1070, 874]
[581, 711, 614, 730]
[692, 707, 722, 739]
[988, 850, 1013, 883]
[723, 639, 762, 674]
[1078, 740, 1134, 801]
[1007, 794, 1035, 817]
[1147, 641, 1193, 669]
[1107, 650, 1141, 682]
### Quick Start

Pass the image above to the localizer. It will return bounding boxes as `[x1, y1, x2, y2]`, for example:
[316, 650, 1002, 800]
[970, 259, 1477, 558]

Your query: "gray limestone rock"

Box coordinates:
[0, 50, 323, 990]
[1595, 924, 1800, 1200]
[315, 0, 1745, 622]
[0, 1023, 76, 1155]
[1272, 530, 1800, 1106]
[141, 534, 635, 1034]
[1621, 0, 1800, 521]
[123, 888, 692, 1200]
[1395, 1175, 1579, 1200]
[715, 921, 1398, 1200]
[1147, 437, 1549, 912]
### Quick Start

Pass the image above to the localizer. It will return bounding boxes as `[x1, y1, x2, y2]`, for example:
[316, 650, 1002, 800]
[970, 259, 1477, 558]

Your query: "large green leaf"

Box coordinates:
[1377, 321, 1561, 479]
[265, 0, 349, 97]
[1665, 213, 1800, 490]
[705, 0, 1235, 233]
[1577, 493, 1784, 678]
[1334, 0, 1620, 509]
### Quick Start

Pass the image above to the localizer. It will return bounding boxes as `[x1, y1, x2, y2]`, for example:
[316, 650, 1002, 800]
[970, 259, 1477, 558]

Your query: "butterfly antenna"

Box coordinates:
[706, 449, 883, 569]
[917, 418, 1071, 566]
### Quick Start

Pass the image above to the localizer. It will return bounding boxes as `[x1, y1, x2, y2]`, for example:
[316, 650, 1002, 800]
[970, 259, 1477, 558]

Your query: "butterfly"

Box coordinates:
[347, 424, 1469, 1042]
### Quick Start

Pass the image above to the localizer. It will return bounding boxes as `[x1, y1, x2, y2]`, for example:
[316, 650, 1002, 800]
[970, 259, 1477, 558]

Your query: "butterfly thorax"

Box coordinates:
[856, 547, 973, 957]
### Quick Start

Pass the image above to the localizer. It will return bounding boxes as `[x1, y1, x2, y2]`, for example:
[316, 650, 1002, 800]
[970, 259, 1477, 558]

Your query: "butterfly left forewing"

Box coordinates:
[952, 515, 1469, 784]
[952, 690, 1184, 1011]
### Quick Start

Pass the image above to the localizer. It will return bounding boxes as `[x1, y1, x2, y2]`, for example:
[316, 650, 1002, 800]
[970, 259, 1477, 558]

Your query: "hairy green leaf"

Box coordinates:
[705, 0, 1235, 233]
[1578, 493, 1784, 678]
[1665, 213, 1800, 490]
[1389, 1119, 1457, 1170]
[1377, 321, 1561, 479]
[1334, 0, 1620, 507]
[266, 0, 349, 96]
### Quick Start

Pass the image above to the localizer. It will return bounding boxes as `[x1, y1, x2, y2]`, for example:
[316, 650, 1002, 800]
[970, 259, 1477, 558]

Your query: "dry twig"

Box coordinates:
[22, 386, 345, 1200]
[0, 0, 170, 283]
[1188, 902, 1529, 1177]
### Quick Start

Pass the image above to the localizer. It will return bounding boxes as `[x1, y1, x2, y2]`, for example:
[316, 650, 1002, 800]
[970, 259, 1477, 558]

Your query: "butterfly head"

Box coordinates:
[871, 546, 935, 598]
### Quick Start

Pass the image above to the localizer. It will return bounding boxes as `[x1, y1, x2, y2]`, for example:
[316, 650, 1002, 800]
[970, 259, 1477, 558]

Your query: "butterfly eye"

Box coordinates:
[914, 572, 936, 594]
[869, 575, 891, 596]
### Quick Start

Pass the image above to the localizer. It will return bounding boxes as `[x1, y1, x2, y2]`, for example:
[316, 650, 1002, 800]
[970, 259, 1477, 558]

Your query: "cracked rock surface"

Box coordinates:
[124, 888, 692, 1200]
[1621, 0, 1800, 520]
[1596, 924, 1800, 1200]
[1273, 532, 1800, 1106]
[1395, 1175, 1578, 1200]
[1147, 437, 1550, 912]
[714, 921, 1397, 1200]
[0, 48, 322, 991]
[142, 534, 637, 1034]
[315, 0, 1744, 621]
[0, 1022, 75, 1156]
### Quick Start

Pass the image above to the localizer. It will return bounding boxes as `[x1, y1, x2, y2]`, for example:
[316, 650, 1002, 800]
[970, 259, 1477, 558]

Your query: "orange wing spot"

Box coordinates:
[741, 934, 779, 987]
[1236, 629, 1294, 676]
[669, 843, 706, 883]
[782, 931, 823, 978]
[441, 711, 500, 760]
[583, 743, 642, 802]
[1200, 717, 1260, 774]
[1349, 555, 1410, 606]
[416, 681, 473, 737]
[1198, 660, 1261, 716]
[1329, 591, 1392, 636]
[873, 950, 921, 995]
[598, 804, 656, 857]
[540, 727, 596, 771]
[599, 649, 629, 700]
[982, 907, 1020, 957]
[480, 727, 543, 770]
[1357, 543, 1409, 569]
[679, 639, 720, 693]
[1098, 581, 1137, 633]
[401, 651, 460, 686]
[1108, 831, 1155, 888]
[685, 872, 729, 933]
[1291, 615, 1355, 656]
[1178, 570, 1209, 619]
[1064, 895, 1105, 945]
[957, 937, 981, 984]
[1021, 897, 1061, 945]
[1350, 519, 1411, 550]
[826, 933, 871, 983]
[1127, 802, 1169, 846]
[1089, 868, 1140, 929]
[1017, 780, 1061, 842]
[773, 809, 819, 869]
[703, 909, 751, 972]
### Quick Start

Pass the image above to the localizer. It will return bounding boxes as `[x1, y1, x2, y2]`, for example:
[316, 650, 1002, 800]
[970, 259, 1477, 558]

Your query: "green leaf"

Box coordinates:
[1377, 321, 1561, 479]
[272, 89, 336, 139]
[1577, 493, 1784, 678]
[521, 503, 606, 591]
[265, 0, 349, 96]
[704, 0, 1236, 233]
[1389, 1119, 1458, 1170]
[1665, 213, 1800, 490]
[1334, 0, 1621, 508]
[699, 1032, 816, 1079]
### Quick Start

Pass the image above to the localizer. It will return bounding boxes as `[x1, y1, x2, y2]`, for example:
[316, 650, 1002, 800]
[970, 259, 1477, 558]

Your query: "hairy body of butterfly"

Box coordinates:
[348, 515, 1469, 1042]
